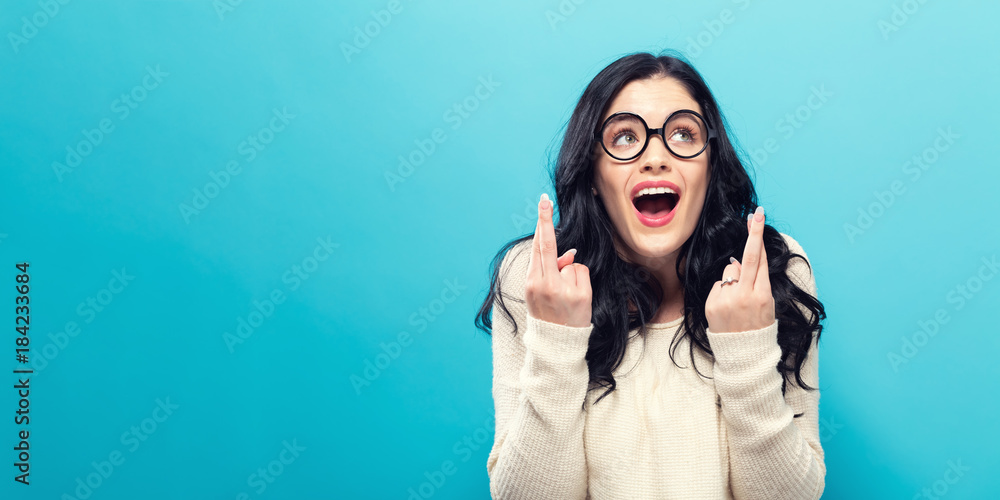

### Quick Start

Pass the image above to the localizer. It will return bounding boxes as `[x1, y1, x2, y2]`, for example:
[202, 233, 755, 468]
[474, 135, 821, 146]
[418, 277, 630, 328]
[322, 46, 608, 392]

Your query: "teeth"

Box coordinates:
[633, 186, 677, 199]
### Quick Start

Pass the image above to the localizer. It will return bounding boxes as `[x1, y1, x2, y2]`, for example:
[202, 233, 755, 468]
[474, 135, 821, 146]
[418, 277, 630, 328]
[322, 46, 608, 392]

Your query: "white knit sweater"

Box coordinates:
[486, 232, 824, 499]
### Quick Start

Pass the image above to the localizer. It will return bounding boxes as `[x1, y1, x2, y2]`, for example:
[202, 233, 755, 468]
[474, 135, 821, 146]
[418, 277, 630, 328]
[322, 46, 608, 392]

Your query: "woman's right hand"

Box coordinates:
[525, 193, 593, 328]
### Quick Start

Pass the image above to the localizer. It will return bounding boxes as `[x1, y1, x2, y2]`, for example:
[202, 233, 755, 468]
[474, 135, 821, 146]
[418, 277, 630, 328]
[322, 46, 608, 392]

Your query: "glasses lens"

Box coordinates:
[663, 112, 707, 157]
[601, 114, 647, 160]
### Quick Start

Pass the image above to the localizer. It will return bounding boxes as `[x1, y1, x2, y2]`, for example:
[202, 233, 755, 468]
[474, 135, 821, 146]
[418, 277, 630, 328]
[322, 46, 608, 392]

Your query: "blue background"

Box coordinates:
[2, 0, 998, 498]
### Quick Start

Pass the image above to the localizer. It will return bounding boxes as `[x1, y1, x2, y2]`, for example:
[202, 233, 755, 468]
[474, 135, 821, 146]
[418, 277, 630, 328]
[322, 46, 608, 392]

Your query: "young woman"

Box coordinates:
[475, 52, 827, 499]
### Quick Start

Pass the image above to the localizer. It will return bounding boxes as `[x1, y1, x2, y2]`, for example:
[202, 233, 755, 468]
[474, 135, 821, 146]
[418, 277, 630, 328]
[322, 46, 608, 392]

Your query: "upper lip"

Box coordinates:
[630, 180, 682, 201]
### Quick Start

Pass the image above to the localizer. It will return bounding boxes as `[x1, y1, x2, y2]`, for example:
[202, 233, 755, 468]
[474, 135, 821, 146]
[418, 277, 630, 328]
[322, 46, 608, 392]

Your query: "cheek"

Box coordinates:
[595, 165, 626, 206]
[681, 166, 710, 216]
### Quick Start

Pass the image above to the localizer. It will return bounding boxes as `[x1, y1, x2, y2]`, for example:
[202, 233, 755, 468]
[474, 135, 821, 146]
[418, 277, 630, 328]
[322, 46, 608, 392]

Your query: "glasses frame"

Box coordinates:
[594, 109, 718, 161]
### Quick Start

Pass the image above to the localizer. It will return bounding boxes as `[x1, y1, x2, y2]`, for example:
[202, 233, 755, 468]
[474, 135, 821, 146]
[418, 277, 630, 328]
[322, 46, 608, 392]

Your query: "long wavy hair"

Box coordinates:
[475, 51, 826, 407]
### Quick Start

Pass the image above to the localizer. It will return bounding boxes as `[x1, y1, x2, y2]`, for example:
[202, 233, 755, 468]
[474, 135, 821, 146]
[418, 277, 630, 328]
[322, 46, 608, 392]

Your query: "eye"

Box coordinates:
[611, 129, 640, 148]
[669, 127, 695, 143]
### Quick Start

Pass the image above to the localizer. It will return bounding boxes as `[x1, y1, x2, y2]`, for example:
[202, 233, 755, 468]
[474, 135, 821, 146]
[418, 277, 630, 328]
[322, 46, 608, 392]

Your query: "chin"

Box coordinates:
[624, 231, 683, 264]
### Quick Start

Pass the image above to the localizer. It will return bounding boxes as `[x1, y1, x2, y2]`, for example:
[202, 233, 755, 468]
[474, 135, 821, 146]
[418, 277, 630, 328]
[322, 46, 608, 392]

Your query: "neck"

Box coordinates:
[624, 248, 686, 324]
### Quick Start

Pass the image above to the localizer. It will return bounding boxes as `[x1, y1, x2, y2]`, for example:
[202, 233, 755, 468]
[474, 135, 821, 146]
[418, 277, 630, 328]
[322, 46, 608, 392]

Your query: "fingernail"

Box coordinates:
[729, 256, 738, 265]
[568, 248, 577, 255]
[540, 193, 550, 209]
[754, 205, 764, 222]
[747, 213, 752, 223]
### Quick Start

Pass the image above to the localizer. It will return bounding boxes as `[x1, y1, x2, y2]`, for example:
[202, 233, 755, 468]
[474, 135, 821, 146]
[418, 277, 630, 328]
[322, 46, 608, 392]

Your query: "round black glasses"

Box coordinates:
[594, 109, 717, 161]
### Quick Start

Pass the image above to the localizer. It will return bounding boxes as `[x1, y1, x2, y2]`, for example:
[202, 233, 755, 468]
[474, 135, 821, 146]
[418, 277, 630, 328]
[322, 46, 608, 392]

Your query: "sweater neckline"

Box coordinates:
[645, 314, 684, 330]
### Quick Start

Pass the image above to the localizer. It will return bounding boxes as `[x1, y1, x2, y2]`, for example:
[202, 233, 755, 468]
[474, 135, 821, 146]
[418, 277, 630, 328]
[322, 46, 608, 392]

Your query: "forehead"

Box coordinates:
[602, 76, 702, 125]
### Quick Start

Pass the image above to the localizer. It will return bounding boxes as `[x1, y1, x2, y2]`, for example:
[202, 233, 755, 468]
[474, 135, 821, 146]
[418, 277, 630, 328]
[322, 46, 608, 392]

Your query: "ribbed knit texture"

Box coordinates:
[487, 232, 824, 500]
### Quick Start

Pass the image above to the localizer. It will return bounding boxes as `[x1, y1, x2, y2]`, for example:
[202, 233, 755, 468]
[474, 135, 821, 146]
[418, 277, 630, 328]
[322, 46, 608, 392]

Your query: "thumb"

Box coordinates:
[729, 255, 742, 271]
[557, 248, 577, 270]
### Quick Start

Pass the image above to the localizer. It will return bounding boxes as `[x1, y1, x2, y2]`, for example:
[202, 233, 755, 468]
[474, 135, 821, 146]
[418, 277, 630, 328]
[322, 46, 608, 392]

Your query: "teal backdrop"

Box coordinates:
[2, 1, 997, 498]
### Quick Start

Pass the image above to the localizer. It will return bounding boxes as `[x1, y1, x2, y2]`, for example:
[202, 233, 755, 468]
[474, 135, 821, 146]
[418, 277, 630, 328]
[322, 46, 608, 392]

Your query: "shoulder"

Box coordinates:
[776, 231, 817, 298]
[777, 231, 810, 266]
[500, 239, 533, 273]
[497, 239, 534, 302]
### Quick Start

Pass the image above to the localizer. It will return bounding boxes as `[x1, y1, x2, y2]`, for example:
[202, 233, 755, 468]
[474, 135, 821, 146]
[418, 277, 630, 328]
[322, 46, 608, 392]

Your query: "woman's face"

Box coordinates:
[592, 75, 711, 264]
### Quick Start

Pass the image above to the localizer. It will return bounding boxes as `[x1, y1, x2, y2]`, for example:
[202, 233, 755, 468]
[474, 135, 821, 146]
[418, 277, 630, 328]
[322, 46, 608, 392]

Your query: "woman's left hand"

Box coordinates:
[705, 206, 776, 333]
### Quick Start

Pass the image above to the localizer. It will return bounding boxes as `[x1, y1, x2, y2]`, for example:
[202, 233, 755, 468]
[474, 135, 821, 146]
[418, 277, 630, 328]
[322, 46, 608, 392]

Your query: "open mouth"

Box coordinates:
[632, 187, 679, 220]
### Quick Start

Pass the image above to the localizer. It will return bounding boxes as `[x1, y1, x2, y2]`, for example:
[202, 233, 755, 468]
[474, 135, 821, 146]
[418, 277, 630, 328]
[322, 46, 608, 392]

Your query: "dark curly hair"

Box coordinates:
[475, 51, 826, 407]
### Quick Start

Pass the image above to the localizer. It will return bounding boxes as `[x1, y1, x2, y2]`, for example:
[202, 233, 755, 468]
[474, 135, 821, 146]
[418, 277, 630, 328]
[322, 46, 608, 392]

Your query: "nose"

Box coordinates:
[639, 132, 672, 172]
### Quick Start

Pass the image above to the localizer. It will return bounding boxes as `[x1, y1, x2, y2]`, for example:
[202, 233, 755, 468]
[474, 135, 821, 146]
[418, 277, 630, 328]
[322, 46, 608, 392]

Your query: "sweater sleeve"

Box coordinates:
[486, 242, 593, 500]
[705, 233, 825, 500]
